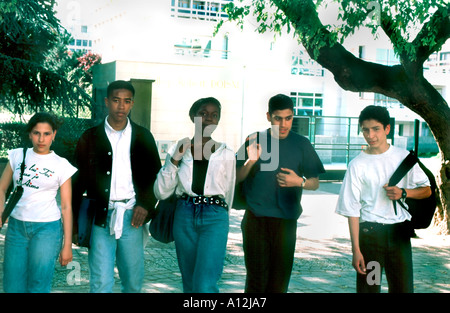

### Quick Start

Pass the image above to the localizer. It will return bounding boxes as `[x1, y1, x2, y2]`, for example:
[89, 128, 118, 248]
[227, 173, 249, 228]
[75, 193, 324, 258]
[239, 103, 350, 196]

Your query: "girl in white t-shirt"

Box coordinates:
[0, 112, 77, 293]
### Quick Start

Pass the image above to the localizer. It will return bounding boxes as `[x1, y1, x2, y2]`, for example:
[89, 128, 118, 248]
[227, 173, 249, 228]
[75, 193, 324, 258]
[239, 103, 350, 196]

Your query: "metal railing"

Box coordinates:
[293, 116, 367, 167]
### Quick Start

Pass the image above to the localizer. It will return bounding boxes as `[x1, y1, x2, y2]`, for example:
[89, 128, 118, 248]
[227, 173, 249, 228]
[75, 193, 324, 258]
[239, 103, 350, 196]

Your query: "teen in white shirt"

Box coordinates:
[0, 112, 76, 293]
[336, 106, 431, 293]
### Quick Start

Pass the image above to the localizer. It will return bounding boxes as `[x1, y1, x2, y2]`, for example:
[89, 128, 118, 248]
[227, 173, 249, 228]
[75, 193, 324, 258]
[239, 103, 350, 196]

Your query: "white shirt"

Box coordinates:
[154, 141, 236, 208]
[336, 145, 430, 224]
[8, 148, 77, 222]
[104, 117, 135, 201]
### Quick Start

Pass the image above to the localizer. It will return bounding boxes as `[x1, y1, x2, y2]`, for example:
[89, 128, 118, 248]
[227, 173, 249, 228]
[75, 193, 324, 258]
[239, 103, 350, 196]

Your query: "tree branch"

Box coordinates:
[413, 4, 450, 64]
[272, 0, 407, 96]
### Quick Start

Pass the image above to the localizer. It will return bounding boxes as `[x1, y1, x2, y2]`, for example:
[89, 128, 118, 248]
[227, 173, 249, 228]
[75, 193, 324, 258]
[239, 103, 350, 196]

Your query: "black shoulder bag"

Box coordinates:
[1, 148, 27, 229]
[149, 194, 178, 243]
[388, 150, 438, 230]
[233, 132, 261, 210]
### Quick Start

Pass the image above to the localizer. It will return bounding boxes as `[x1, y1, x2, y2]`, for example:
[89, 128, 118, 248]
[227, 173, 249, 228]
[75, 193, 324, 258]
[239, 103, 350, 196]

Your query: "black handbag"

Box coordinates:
[77, 196, 96, 248]
[1, 148, 27, 229]
[149, 194, 178, 243]
[233, 132, 260, 210]
[388, 150, 438, 230]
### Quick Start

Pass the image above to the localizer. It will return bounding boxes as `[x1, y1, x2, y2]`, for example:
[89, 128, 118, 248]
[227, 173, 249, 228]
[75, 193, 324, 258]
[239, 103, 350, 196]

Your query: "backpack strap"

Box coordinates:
[388, 151, 418, 215]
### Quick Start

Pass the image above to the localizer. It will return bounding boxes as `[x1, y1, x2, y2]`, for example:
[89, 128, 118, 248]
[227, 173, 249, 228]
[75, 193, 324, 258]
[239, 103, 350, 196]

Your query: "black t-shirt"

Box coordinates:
[192, 159, 209, 195]
[236, 129, 325, 220]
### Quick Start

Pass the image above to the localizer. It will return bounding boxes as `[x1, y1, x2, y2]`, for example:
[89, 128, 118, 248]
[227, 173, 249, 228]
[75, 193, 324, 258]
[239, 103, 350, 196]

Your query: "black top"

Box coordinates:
[236, 129, 325, 220]
[192, 159, 209, 195]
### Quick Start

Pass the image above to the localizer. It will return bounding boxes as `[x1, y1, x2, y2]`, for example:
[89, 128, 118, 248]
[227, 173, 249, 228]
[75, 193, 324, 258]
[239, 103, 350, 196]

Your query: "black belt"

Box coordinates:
[180, 194, 228, 209]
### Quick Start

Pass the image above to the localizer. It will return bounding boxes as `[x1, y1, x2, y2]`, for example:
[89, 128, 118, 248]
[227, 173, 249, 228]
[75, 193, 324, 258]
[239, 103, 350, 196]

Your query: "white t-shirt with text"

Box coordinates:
[8, 148, 77, 222]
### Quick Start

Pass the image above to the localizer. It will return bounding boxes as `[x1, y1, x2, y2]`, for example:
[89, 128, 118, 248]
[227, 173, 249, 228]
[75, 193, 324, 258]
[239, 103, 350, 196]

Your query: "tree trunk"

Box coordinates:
[273, 0, 450, 233]
[433, 162, 450, 234]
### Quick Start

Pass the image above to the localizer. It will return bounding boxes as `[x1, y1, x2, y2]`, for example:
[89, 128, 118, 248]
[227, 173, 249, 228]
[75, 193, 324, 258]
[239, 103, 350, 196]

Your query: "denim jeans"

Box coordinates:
[3, 217, 62, 293]
[357, 222, 414, 293]
[173, 199, 229, 293]
[88, 209, 144, 293]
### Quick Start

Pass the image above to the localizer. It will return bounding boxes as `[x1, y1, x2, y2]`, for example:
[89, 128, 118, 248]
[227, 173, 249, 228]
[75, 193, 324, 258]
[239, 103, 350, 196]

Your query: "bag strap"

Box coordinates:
[18, 147, 27, 185]
[388, 151, 418, 186]
[388, 151, 418, 215]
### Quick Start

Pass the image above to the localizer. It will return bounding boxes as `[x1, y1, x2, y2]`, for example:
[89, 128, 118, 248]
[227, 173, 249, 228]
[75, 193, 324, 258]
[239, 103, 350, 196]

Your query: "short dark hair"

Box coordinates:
[358, 105, 390, 128]
[188, 97, 222, 122]
[26, 112, 63, 133]
[106, 80, 135, 98]
[268, 94, 294, 115]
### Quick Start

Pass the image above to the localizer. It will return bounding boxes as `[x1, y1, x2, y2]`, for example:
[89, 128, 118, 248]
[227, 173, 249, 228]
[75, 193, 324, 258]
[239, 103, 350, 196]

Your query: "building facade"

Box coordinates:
[56, 0, 448, 165]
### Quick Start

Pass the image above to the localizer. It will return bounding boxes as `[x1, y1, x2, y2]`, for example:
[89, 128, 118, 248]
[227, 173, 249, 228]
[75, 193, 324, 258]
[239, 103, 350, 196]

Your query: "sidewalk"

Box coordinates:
[1, 183, 449, 293]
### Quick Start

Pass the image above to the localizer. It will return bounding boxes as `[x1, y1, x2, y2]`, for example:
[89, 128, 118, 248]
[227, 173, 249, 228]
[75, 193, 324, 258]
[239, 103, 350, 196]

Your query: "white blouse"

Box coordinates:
[153, 141, 236, 207]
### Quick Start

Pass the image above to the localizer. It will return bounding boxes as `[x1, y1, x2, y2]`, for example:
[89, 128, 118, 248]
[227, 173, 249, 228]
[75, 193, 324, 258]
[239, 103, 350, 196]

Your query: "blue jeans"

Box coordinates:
[3, 217, 62, 293]
[173, 199, 229, 293]
[89, 209, 144, 293]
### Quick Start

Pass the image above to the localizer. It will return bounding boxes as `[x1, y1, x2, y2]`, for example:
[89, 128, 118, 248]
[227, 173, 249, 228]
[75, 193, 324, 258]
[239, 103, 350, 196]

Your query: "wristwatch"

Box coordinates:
[401, 188, 407, 200]
[301, 175, 307, 188]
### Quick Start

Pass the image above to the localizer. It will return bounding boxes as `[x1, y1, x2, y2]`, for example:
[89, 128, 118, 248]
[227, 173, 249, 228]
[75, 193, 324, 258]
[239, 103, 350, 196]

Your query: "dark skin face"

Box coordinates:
[104, 89, 134, 131]
[172, 103, 221, 164]
[194, 103, 220, 138]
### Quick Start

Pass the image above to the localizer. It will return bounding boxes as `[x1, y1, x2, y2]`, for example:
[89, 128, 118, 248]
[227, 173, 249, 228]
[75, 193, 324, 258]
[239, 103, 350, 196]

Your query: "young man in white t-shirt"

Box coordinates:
[336, 105, 431, 293]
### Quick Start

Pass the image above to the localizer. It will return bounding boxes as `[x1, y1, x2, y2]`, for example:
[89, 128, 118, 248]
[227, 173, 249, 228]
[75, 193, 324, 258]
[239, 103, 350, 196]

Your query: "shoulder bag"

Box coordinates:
[1, 148, 27, 229]
[233, 132, 260, 210]
[149, 194, 178, 243]
[388, 150, 438, 229]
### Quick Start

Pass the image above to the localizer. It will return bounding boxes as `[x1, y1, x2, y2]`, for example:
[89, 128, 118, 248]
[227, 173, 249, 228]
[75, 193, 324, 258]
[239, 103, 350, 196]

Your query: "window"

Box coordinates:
[440, 52, 450, 61]
[359, 45, 365, 59]
[174, 35, 229, 59]
[424, 51, 450, 74]
[373, 93, 403, 108]
[376, 49, 400, 66]
[290, 92, 323, 116]
[291, 50, 324, 77]
[171, 0, 232, 21]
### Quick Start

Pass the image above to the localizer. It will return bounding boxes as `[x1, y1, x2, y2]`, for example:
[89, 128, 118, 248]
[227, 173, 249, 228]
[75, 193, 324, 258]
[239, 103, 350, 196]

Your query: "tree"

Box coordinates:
[221, 0, 450, 233]
[0, 0, 94, 117]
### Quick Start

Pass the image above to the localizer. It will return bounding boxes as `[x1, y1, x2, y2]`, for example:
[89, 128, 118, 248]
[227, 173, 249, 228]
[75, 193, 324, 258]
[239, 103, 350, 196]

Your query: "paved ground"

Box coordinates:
[0, 182, 449, 293]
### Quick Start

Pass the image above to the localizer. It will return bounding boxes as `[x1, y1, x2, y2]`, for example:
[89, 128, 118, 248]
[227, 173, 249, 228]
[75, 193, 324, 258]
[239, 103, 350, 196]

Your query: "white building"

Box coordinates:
[56, 0, 94, 52]
[56, 0, 448, 167]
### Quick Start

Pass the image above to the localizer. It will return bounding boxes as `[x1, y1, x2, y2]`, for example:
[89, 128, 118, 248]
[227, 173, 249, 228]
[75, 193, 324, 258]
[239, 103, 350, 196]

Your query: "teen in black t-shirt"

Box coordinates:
[236, 94, 325, 293]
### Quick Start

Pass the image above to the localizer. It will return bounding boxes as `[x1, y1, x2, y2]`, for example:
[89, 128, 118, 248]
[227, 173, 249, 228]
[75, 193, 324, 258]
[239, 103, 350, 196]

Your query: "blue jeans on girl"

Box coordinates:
[3, 217, 62, 293]
[173, 199, 229, 293]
